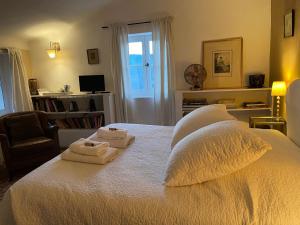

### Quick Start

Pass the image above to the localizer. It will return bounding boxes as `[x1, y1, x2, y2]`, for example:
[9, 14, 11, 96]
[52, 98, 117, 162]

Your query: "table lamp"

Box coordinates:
[271, 81, 287, 118]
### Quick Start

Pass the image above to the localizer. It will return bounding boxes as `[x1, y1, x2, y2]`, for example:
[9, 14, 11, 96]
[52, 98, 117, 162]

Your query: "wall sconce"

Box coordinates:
[271, 81, 287, 118]
[47, 42, 61, 59]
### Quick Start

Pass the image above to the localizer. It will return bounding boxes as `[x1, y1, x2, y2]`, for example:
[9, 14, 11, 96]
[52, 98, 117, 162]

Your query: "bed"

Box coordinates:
[1, 80, 300, 225]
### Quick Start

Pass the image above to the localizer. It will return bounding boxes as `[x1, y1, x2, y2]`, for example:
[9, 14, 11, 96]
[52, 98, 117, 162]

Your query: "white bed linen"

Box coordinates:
[1, 123, 300, 225]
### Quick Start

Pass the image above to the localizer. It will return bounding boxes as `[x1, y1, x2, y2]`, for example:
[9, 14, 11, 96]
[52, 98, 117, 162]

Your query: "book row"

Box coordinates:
[52, 115, 104, 129]
[32, 98, 67, 112]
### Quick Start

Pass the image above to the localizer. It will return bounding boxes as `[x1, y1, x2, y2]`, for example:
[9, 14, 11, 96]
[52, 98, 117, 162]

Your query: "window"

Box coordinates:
[128, 32, 154, 98]
[0, 82, 4, 112]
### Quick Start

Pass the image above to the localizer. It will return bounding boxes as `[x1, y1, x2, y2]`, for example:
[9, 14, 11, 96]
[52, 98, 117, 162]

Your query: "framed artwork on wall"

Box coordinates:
[284, 9, 295, 38]
[87, 48, 100, 64]
[202, 37, 243, 89]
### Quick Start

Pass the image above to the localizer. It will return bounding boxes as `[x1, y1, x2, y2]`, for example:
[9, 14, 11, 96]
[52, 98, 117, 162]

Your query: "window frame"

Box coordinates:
[128, 32, 154, 98]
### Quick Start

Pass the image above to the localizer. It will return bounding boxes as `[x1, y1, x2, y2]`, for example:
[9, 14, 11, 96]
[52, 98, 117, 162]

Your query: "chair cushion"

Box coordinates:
[11, 137, 57, 156]
[12, 137, 53, 149]
[5, 113, 45, 144]
[10, 137, 59, 169]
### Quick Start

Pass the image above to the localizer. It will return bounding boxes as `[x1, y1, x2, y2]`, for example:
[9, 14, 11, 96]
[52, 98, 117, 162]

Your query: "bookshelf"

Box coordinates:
[32, 92, 115, 128]
[175, 88, 272, 122]
[31, 93, 115, 147]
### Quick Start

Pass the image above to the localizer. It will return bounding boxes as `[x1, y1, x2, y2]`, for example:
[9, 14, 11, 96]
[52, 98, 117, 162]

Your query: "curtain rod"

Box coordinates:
[0, 48, 8, 54]
[101, 21, 151, 29]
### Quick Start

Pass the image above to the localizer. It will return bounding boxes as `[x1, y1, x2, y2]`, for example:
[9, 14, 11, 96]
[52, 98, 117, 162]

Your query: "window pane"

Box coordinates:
[149, 41, 153, 55]
[128, 32, 153, 98]
[129, 42, 143, 65]
[148, 41, 154, 90]
[0, 83, 4, 111]
[129, 66, 145, 90]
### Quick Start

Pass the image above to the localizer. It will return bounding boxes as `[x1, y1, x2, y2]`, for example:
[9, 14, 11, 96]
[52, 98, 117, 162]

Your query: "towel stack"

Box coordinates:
[61, 138, 120, 165]
[95, 127, 135, 148]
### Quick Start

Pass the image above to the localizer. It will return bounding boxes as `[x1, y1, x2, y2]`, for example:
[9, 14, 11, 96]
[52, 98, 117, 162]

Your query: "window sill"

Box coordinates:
[132, 96, 153, 100]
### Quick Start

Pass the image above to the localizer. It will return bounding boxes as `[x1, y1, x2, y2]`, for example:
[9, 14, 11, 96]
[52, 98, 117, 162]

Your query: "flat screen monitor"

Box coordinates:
[79, 75, 105, 93]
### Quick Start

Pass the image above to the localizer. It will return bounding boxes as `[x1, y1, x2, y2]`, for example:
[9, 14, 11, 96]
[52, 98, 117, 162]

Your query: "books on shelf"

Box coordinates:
[182, 98, 208, 111]
[32, 98, 66, 112]
[182, 105, 208, 111]
[32, 96, 105, 129]
[216, 98, 237, 109]
[242, 101, 269, 108]
[52, 114, 104, 129]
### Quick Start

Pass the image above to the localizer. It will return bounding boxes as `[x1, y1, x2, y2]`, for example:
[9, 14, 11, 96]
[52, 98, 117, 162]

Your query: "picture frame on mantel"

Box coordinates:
[202, 37, 243, 89]
[284, 9, 295, 38]
[87, 48, 100, 64]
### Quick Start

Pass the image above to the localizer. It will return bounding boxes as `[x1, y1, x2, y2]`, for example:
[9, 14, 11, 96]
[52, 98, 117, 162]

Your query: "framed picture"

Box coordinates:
[87, 48, 100, 64]
[284, 9, 295, 38]
[202, 37, 243, 89]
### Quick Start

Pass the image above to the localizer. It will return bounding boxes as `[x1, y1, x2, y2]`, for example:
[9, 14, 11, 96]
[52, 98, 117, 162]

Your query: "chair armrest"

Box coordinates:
[44, 125, 59, 140]
[0, 134, 12, 163]
[0, 134, 10, 148]
[44, 125, 60, 154]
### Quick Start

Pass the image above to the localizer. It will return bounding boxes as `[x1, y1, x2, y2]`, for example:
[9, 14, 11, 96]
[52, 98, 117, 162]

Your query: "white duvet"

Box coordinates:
[1, 123, 300, 225]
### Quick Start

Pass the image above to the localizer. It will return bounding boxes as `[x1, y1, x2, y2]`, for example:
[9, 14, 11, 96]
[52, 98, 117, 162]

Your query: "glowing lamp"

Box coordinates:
[271, 81, 287, 118]
[47, 42, 60, 59]
[47, 49, 57, 59]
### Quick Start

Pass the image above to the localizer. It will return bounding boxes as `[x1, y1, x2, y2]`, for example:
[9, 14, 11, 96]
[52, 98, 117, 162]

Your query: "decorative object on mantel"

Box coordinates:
[63, 84, 71, 93]
[202, 37, 243, 89]
[47, 42, 61, 59]
[284, 9, 295, 38]
[28, 79, 39, 95]
[87, 48, 100, 64]
[248, 74, 265, 88]
[184, 64, 207, 90]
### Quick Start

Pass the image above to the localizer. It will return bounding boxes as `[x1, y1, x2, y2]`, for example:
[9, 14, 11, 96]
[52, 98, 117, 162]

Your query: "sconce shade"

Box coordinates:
[47, 42, 60, 59]
[271, 81, 287, 96]
[47, 49, 56, 59]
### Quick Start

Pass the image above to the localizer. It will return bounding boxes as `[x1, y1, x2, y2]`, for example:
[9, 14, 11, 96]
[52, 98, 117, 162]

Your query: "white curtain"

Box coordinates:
[0, 52, 12, 115]
[152, 17, 176, 125]
[111, 24, 131, 122]
[0, 48, 33, 115]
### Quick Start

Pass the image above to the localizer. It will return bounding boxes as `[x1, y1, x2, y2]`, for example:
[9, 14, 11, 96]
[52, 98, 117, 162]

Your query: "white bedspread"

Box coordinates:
[1, 123, 300, 225]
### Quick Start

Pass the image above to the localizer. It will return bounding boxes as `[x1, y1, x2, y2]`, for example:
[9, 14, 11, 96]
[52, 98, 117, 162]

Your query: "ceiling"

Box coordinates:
[0, 0, 113, 39]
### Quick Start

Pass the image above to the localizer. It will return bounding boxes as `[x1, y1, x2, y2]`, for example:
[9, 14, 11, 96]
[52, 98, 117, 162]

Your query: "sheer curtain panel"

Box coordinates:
[0, 52, 12, 115]
[111, 24, 130, 122]
[152, 17, 176, 125]
[8, 48, 33, 112]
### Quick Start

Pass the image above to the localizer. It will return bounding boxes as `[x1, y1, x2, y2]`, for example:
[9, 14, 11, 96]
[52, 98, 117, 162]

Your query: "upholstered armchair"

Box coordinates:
[0, 111, 60, 180]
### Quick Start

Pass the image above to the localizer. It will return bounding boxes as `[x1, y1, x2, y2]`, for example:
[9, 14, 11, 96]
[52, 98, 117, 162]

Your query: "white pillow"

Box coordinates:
[165, 120, 272, 187]
[171, 104, 236, 148]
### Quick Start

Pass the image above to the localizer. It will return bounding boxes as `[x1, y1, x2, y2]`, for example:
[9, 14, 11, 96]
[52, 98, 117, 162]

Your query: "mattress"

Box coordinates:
[1, 123, 300, 225]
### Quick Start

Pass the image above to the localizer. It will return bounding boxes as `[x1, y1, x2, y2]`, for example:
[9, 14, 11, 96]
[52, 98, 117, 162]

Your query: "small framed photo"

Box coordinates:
[87, 48, 100, 64]
[213, 50, 232, 77]
[284, 9, 295, 38]
[203, 37, 243, 89]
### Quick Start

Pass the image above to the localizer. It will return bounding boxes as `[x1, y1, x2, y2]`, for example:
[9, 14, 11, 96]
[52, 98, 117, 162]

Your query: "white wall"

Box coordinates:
[0, 35, 29, 50]
[28, 0, 271, 93]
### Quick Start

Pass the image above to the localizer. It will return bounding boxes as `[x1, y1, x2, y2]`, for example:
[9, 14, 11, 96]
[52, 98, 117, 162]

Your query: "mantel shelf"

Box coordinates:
[182, 107, 272, 112]
[176, 88, 271, 94]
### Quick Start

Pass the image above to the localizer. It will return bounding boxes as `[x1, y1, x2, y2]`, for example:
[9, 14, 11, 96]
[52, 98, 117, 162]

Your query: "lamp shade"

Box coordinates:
[271, 81, 287, 96]
[47, 49, 56, 59]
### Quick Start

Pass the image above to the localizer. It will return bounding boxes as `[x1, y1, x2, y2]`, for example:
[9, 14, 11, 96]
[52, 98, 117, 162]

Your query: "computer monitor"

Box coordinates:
[79, 75, 105, 94]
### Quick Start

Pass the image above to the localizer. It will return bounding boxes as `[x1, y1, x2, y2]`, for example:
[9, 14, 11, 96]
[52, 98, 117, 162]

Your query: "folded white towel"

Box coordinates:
[97, 127, 128, 139]
[70, 138, 109, 156]
[93, 134, 135, 149]
[61, 147, 120, 165]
